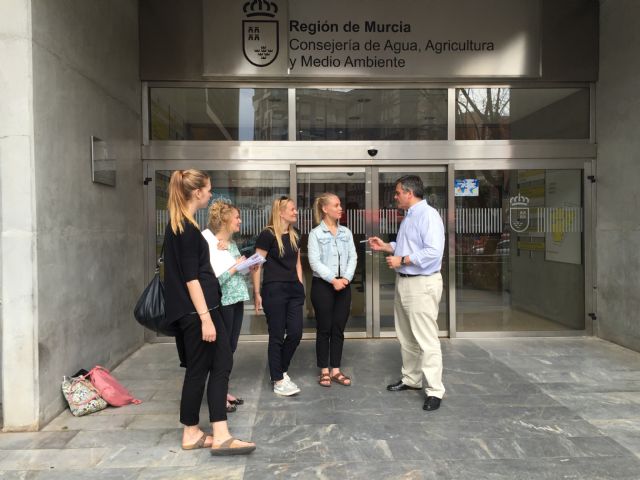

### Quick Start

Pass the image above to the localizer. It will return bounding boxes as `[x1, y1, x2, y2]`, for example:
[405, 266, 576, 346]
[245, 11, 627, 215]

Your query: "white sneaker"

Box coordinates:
[273, 379, 300, 396]
[282, 372, 299, 390]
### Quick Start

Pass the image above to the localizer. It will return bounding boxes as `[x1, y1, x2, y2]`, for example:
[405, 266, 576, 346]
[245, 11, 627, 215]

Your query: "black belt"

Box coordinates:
[398, 272, 438, 278]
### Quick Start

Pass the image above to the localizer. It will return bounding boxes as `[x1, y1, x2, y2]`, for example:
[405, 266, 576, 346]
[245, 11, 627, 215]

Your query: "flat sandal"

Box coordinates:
[330, 371, 351, 386]
[318, 372, 332, 387]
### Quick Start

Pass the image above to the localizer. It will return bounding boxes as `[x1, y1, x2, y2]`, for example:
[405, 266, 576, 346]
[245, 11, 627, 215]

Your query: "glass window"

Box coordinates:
[456, 88, 590, 140]
[155, 169, 290, 336]
[296, 89, 448, 140]
[149, 88, 288, 140]
[454, 169, 585, 332]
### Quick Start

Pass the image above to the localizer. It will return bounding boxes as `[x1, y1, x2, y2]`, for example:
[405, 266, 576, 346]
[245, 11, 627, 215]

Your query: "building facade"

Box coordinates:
[1, 0, 639, 431]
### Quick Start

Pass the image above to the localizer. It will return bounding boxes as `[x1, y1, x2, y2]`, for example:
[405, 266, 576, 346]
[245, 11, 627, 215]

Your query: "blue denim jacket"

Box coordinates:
[308, 221, 357, 283]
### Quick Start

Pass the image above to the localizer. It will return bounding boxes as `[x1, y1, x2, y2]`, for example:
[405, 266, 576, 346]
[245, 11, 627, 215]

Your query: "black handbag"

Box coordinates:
[133, 244, 178, 336]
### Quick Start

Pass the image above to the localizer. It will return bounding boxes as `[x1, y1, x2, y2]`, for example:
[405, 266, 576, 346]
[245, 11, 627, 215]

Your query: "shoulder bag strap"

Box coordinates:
[156, 241, 165, 273]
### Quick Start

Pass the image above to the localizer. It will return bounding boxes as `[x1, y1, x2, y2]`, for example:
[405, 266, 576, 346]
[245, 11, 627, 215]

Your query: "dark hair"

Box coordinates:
[395, 175, 424, 199]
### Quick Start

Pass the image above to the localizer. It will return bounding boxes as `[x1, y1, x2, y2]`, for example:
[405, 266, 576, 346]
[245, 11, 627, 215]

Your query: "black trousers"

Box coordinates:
[220, 301, 244, 353]
[261, 281, 304, 382]
[311, 277, 351, 369]
[177, 308, 233, 425]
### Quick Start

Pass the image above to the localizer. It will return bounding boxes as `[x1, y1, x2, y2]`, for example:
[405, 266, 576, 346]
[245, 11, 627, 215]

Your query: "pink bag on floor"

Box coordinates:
[87, 366, 142, 407]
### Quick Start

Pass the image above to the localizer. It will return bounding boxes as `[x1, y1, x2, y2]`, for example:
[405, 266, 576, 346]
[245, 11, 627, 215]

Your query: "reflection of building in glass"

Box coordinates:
[295, 89, 448, 140]
[149, 88, 288, 140]
[251, 89, 288, 140]
[150, 94, 187, 140]
[455, 88, 590, 140]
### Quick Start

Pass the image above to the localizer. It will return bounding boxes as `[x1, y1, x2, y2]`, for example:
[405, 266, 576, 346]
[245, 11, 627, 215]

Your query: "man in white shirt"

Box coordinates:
[369, 175, 445, 411]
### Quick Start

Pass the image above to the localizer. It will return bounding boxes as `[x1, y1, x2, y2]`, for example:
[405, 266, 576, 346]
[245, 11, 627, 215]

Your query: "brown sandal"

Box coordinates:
[318, 372, 332, 387]
[331, 371, 352, 386]
[182, 432, 213, 450]
[210, 437, 256, 456]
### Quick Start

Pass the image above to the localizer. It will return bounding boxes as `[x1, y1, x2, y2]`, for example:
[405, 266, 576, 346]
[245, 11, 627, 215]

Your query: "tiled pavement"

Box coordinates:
[1, 337, 640, 479]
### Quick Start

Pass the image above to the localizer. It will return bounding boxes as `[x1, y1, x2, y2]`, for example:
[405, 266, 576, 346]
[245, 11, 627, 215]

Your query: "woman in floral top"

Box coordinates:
[203, 200, 252, 412]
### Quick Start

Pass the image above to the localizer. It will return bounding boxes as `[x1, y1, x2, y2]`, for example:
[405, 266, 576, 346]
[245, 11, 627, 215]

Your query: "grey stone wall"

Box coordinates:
[0, 0, 40, 431]
[30, 0, 144, 425]
[596, 0, 640, 351]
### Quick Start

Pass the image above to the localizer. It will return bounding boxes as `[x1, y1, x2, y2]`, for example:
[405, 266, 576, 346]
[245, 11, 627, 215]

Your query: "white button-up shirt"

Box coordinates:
[390, 199, 445, 275]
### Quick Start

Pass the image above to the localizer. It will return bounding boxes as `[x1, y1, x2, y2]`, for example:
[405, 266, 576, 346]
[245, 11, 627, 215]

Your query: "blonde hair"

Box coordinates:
[208, 199, 238, 234]
[167, 169, 209, 234]
[266, 196, 299, 257]
[312, 192, 339, 226]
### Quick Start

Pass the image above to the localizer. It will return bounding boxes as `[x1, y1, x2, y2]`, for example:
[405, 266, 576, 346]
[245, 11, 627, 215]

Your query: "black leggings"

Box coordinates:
[311, 277, 351, 369]
[262, 281, 304, 382]
[177, 309, 232, 425]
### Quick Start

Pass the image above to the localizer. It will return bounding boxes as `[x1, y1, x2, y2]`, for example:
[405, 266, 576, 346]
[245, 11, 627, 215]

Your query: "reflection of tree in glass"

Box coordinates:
[456, 88, 511, 140]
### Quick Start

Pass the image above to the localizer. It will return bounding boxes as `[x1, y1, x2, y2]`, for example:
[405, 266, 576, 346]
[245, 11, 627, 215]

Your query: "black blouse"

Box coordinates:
[164, 221, 221, 322]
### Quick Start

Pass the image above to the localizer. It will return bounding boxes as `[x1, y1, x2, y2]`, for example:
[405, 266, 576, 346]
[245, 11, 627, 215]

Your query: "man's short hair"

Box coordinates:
[396, 175, 424, 199]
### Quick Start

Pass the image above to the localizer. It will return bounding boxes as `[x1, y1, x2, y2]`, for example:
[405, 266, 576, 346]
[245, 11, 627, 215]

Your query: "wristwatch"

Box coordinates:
[402, 256, 409, 265]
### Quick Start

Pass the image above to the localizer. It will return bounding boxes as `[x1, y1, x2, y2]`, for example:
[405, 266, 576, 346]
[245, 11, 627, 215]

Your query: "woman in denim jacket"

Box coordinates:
[308, 193, 357, 387]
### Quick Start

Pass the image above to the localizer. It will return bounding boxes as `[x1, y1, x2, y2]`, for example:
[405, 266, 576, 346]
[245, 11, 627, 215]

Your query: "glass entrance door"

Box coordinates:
[454, 168, 586, 333]
[296, 166, 449, 338]
[296, 168, 371, 337]
[374, 168, 449, 336]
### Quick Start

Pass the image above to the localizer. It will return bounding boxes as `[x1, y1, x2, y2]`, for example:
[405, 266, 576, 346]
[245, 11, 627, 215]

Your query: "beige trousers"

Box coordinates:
[394, 273, 444, 398]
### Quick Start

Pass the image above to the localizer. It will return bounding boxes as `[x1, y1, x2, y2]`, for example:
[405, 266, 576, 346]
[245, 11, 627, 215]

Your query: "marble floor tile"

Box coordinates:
[26, 468, 140, 480]
[443, 456, 640, 480]
[96, 445, 201, 469]
[243, 461, 449, 480]
[41, 414, 135, 432]
[137, 465, 245, 480]
[0, 432, 78, 450]
[0, 449, 108, 470]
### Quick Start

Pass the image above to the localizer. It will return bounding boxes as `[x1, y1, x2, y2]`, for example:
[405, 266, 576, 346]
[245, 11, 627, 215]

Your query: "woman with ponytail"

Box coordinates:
[164, 169, 255, 456]
[307, 193, 357, 387]
[251, 196, 304, 397]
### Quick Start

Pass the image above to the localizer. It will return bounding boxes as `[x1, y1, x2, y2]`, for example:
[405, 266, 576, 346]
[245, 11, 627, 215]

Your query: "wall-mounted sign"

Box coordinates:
[203, 0, 541, 79]
[454, 179, 479, 197]
[91, 136, 116, 187]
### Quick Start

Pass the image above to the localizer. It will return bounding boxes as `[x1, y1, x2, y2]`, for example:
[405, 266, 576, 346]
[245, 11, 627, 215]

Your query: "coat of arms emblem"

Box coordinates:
[509, 193, 530, 233]
[243, 0, 279, 67]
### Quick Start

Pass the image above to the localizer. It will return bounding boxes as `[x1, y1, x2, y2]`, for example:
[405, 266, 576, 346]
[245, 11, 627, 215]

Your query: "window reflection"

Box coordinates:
[456, 88, 590, 140]
[297, 89, 447, 140]
[150, 88, 288, 140]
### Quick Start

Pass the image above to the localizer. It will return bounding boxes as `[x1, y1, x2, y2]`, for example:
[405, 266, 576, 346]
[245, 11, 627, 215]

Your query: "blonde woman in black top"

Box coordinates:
[164, 169, 255, 456]
[251, 196, 304, 396]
